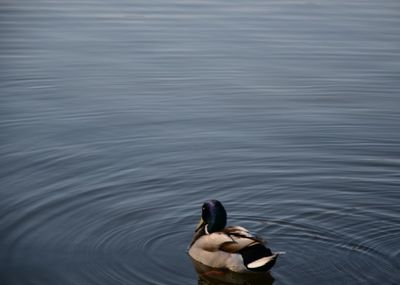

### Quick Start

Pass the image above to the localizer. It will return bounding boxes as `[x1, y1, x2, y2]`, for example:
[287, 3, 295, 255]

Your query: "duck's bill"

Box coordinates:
[195, 218, 205, 232]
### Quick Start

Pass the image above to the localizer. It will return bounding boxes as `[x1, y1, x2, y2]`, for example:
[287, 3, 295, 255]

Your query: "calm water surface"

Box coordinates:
[1, 0, 400, 284]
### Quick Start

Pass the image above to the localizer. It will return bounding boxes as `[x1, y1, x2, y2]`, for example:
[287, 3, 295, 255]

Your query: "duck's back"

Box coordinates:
[189, 226, 278, 272]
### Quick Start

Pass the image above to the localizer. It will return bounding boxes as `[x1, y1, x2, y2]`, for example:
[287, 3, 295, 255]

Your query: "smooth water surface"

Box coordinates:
[1, 0, 400, 284]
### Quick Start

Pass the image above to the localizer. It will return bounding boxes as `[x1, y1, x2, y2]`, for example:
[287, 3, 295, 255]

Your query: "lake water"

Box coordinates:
[1, 0, 400, 284]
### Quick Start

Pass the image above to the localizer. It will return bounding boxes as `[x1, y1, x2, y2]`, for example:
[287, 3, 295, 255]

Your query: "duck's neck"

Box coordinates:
[207, 213, 226, 233]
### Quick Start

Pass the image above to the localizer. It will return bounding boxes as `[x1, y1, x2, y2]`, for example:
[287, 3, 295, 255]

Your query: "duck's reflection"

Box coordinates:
[191, 259, 275, 285]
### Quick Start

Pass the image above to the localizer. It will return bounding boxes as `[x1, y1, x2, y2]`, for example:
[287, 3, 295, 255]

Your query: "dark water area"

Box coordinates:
[1, 0, 400, 284]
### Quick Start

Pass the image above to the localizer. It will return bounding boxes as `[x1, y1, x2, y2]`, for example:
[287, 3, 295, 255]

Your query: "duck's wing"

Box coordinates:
[194, 231, 236, 251]
[220, 226, 265, 253]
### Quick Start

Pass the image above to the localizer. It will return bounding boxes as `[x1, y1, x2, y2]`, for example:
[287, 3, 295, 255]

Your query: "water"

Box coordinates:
[1, 0, 400, 284]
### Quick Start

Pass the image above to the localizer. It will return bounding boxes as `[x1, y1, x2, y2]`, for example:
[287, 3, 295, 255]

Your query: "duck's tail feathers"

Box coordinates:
[239, 244, 279, 272]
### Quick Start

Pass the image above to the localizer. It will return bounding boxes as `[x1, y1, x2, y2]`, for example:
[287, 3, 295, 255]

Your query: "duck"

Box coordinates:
[188, 200, 279, 273]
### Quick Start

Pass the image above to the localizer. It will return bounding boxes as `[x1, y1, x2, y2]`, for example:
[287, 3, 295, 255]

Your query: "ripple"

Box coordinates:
[1, 186, 198, 284]
[255, 206, 400, 284]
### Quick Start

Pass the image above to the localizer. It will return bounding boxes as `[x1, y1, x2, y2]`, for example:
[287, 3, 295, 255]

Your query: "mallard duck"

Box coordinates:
[188, 200, 279, 273]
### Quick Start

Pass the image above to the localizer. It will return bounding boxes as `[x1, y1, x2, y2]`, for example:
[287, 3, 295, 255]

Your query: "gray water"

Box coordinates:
[1, 0, 400, 284]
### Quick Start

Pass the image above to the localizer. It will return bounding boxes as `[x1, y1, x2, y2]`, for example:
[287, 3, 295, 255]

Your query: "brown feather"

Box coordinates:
[218, 226, 265, 253]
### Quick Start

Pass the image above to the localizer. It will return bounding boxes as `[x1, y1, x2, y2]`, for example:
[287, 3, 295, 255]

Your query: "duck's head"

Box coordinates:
[195, 200, 227, 234]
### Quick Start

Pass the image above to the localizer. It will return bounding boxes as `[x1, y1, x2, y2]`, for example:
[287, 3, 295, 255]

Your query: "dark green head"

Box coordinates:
[196, 200, 227, 233]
